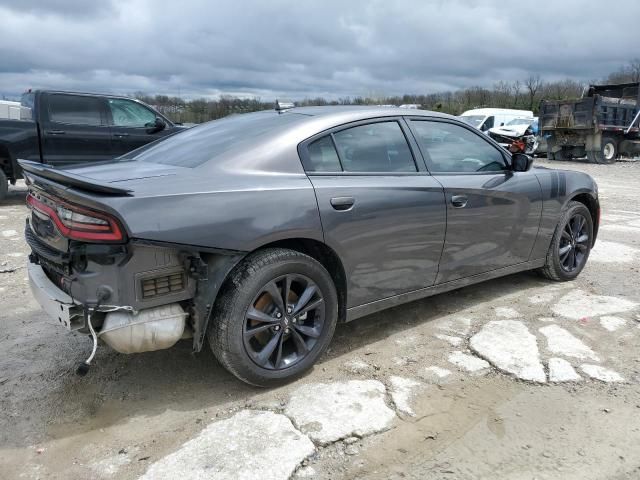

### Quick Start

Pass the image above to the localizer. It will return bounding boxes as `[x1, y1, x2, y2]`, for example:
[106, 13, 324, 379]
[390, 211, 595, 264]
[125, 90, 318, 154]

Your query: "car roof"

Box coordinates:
[123, 106, 463, 174]
[460, 108, 534, 116]
[31, 89, 146, 102]
[282, 105, 453, 121]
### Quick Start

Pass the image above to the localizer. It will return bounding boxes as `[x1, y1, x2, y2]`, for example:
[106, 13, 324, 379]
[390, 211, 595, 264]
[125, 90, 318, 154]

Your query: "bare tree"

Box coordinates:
[511, 80, 522, 108]
[524, 74, 543, 110]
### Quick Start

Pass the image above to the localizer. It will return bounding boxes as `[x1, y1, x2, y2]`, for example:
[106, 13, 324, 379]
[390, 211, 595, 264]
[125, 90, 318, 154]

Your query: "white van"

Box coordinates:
[0, 100, 22, 120]
[459, 108, 534, 133]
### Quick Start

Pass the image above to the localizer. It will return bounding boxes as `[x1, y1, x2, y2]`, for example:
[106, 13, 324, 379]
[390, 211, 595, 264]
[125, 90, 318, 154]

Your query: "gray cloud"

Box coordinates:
[0, 0, 638, 100]
[1, 0, 116, 17]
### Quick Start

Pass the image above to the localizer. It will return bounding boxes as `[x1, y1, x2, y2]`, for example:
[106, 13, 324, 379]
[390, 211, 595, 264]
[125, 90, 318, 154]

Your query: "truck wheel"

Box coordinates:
[208, 248, 338, 387]
[0, 169, 7, 202]
[539, 201, 593, 282]
[600, 136, 618, 164]
[587, 136, 618, 164]
[548, 148, 567, 161]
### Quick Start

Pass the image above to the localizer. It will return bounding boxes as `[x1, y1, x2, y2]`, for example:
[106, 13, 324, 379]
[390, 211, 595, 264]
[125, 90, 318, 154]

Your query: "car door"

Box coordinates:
[106, 98, 174, 155]
[41, 93, 113, 166]
[407, 118, 543, 284]
[300, 118, 447, 308]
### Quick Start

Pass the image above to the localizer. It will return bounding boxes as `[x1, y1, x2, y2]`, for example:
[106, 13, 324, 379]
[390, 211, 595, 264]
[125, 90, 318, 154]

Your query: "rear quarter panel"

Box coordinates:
[103, 172, 324, 252]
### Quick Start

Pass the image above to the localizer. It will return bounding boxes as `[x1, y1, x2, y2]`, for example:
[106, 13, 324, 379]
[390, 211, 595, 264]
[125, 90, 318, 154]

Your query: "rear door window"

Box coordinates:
[332, 121, 417, 173]
[48, 94, 106, 126]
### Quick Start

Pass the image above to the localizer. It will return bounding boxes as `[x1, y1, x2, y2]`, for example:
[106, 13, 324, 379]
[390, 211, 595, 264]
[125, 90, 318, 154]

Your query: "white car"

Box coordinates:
[489, 117, 539, 154]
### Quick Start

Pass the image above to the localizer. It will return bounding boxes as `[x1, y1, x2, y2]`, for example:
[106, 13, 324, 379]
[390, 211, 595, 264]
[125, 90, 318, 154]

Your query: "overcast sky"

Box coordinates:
[1, 0, 638, 100]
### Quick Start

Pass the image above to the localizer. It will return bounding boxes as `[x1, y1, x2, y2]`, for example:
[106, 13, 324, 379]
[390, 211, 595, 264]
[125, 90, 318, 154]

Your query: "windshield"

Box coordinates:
[460, 115, 485, 127]
[121, 111, 305, 168]
[506, 118, 532, 126]
[20, 92, 35, 109]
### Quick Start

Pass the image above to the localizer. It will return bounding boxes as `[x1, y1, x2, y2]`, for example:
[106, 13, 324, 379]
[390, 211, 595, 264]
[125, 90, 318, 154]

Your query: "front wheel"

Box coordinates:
[0, 169, 7, 202]
[209, 248, 338, 387]
[539, 201, 593, 281]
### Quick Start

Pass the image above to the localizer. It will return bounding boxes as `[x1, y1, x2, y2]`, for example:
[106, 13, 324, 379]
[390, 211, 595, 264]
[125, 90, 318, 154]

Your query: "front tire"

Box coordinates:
[0, 169, 7, 202]
[209, 248, 338, 387]
[539, 201, 593, 281]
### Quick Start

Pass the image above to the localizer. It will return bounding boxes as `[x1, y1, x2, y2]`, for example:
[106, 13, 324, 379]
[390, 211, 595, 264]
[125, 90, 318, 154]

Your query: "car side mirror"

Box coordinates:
[512, 153, 533, 172]
[147, 117, 166, 133]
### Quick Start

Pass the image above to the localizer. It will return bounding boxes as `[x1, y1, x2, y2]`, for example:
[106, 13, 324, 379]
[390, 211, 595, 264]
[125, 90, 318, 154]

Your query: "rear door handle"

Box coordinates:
[451, 195, 468, 208]
[47, 130, 66, 135]
[330, 196, 355, 211]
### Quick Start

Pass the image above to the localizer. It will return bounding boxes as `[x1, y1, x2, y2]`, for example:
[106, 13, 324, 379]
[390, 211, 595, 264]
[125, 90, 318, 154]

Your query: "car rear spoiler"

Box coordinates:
[18, 159, 133, 196]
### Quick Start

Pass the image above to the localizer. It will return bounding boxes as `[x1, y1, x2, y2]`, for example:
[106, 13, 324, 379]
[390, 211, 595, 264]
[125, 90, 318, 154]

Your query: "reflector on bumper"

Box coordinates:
[28, 262, 84, 330]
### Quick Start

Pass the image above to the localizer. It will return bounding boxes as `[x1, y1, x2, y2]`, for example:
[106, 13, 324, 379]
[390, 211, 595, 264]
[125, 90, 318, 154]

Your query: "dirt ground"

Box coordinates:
[1, 158, 640, 480]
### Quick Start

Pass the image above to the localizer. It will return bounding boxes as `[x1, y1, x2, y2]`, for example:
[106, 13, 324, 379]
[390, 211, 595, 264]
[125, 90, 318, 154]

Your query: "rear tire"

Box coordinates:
[0, 169, 8, 202]
[587, 136, 618, 164]
[600, 136, 618, 164]
[208, 248, 338, 387]
[539, 201, 593, 281]
[547, 147, 568, 161]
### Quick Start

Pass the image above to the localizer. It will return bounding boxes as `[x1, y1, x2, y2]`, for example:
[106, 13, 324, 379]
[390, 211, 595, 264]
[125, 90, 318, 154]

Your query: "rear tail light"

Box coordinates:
[27, 193, 125, 242]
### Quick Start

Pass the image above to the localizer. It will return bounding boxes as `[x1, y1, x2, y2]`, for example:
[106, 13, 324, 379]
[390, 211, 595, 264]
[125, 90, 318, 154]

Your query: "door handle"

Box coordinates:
[330, 196, 355, 211]
[451, 195, 468, 208]
[113, 133, 130, 138]
[47, 130, 66, 135]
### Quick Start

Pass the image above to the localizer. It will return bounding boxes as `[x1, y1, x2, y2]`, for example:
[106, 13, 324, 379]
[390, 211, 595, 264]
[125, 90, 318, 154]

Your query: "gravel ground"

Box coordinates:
[1, 158, 639, 480]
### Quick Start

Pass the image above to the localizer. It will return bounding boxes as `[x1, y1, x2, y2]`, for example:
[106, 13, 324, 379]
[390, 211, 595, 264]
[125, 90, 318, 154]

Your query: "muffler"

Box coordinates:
[99, 304, 187, 354]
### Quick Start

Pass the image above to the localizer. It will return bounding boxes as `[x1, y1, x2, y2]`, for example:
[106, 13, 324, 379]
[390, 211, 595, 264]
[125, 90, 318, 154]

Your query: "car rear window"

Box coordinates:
[126, 112, 305, 168]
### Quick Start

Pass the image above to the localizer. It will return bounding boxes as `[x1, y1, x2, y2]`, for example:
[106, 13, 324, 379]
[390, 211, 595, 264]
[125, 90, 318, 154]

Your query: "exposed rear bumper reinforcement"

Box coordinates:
[27, 261, 84, 330]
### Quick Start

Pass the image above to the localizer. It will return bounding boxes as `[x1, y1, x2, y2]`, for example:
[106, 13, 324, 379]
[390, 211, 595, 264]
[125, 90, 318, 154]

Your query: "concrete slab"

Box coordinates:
[285, 380, 396, 445]
[140, 410, 315, 480]
[470, 320, 546, 382]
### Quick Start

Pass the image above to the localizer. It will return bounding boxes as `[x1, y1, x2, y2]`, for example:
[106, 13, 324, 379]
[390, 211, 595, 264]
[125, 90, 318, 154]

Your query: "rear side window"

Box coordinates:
[332, 121, 416, 172]
[48, 94, 104, 126]
[305, 136, 342, 172]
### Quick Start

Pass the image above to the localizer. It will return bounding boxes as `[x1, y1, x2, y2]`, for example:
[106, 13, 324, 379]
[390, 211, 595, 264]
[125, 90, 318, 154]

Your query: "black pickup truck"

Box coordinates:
[0, 90, 185, 200]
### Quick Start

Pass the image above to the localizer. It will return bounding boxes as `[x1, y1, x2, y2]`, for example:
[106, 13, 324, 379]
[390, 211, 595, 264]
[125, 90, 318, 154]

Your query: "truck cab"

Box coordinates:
[0, 90, 185, 200]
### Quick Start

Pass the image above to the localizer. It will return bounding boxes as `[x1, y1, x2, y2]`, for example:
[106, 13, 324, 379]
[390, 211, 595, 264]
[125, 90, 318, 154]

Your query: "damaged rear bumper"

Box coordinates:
[28, 261, 84, 330]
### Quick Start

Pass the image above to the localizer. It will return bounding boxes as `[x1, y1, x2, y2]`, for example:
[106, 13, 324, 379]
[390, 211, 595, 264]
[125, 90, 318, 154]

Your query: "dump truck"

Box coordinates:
[539, 82, 640, 163]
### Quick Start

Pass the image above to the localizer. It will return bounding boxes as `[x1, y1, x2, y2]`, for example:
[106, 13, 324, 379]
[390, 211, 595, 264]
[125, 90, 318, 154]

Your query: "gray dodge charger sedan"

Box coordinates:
[21, 105, 599, 386]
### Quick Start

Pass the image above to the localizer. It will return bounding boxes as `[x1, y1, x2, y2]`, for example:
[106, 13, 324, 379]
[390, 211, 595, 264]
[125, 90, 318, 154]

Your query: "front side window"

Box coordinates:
[48, 94, 104, 126]
[108, 98, 157, 127]
[332, 121, 416, 172]
[481, 116, 495, 131]
[410, 120, 507, 173]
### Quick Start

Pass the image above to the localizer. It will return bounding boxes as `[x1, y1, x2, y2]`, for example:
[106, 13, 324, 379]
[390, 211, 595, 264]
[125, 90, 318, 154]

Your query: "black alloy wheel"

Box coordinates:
[539, 201, 593, 282]
[558, 213, 590, 272]
[243, 274, 325, 370]
[209, 248, 338, 387]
